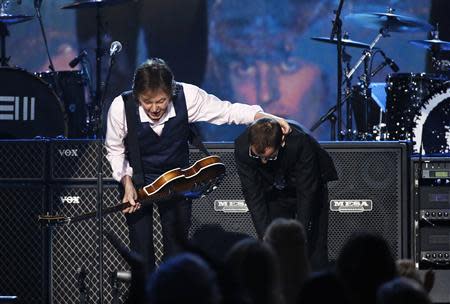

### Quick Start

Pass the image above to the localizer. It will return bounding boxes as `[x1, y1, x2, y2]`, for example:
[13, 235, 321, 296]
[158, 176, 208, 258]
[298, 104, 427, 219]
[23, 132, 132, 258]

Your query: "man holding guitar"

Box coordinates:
[105, 58, 290, 274]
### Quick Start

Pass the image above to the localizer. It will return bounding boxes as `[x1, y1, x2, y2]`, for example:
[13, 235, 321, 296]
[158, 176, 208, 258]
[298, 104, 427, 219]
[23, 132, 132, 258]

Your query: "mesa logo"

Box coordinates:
[60, 196, 81, 204]
[330, 200, 373, 213]
[214, 200, 248, 213]
[58, 149, 78, 157]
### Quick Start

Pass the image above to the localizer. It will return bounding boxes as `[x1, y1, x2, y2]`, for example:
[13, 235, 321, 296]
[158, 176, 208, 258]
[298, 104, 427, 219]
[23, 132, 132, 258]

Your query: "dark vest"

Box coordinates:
[127, 85, 190, 176]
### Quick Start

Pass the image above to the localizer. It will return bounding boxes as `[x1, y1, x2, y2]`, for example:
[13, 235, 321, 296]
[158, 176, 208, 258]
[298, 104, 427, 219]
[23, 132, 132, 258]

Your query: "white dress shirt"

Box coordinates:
[105, 82, 263, 182]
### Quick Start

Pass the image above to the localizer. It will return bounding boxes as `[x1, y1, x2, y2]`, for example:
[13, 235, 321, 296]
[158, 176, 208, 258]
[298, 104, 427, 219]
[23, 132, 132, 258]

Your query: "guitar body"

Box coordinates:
[137, 155, 226, 201]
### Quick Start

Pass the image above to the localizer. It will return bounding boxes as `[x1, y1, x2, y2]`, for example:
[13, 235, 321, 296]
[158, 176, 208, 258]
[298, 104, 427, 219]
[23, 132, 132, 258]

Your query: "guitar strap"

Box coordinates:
[188, 123, 211, 157]
[122, 91, 145, 187]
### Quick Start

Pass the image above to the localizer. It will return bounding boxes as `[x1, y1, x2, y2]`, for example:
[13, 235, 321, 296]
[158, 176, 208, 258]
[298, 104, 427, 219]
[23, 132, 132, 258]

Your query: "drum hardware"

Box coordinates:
[311, 7, 432, 141]
[329, 0, 345, 140]
[310, 33, 370, 139]
[35, 70, 88, 138]
[311, 36, 372, 49]
[409, 27, 450, 73]
[343, 8, 433, 140]
[0, 1, 34, 66]
[345, 8, 433, 33]
[62, 0, 130, 138]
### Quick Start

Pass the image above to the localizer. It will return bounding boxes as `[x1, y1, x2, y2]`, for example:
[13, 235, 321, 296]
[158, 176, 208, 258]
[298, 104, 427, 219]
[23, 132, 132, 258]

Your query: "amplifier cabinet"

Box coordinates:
[0, 140, 47, 181]
[49, 139, 114, 182]
[189, 141, 411, 262]
[48, 184, 129, 304]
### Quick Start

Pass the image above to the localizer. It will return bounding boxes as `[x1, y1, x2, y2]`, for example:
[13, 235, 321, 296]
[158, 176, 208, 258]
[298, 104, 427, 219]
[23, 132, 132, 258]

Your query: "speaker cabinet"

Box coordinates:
[0, 184, 47, 304]
[323, 141, 410, 261]
[49, 139, 114, 182]
[49, 184, 129, 304]
[189, 142, 411, 262]
[0, 140, 46, 181]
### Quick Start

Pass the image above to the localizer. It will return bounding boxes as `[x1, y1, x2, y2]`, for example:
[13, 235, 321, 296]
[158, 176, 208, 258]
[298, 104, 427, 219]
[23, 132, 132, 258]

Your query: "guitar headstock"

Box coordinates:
[38, 214, 69, 226]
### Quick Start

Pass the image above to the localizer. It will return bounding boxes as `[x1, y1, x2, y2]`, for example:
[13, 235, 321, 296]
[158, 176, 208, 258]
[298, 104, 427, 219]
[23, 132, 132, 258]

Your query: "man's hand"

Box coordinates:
[254, 112, 292, 135]
[121, 175, 141, 213]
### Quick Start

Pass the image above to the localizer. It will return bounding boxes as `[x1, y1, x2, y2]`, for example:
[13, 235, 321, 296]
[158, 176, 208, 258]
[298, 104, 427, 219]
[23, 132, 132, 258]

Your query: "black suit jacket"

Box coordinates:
[234, 124, 338, 237]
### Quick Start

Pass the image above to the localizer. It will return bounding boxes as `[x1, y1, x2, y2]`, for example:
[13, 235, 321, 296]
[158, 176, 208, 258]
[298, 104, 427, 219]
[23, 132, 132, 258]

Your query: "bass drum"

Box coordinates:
[35, 70, 87, 138]
[0, 67, 67, 139]
[385, 73, 446, 142]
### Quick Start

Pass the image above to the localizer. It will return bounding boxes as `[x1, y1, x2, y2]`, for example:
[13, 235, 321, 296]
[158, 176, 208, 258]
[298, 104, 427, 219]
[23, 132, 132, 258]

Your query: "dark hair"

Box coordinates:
[132, 58, 175, 98]
[248, 118, 282, 154]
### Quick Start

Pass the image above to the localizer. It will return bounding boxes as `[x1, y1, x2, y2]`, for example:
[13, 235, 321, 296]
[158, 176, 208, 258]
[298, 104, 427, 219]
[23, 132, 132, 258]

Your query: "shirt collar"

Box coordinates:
[138, 101, 176, 125]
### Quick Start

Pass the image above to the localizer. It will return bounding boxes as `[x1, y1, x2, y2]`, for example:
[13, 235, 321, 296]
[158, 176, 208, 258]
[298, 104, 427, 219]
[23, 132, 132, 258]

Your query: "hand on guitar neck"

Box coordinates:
[121, 175, 141, 213]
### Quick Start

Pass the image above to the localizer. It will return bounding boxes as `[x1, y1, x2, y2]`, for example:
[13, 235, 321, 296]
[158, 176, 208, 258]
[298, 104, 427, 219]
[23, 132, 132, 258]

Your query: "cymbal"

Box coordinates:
[62, 0, 131, 9]
[409, 39, 450, 51]
[0, 13, 34, 25]
[311, 36, 371, 49]
[345, 12, 433, 33]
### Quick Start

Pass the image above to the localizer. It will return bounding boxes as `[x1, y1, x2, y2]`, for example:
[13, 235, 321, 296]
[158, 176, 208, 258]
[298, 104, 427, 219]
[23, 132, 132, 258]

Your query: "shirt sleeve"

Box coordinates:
[104, 95, 133, 182]
[181, 82, 263, 124]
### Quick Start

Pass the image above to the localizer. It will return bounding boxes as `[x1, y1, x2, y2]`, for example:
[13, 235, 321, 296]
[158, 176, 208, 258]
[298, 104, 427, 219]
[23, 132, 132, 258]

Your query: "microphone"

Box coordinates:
[380, 51, 400, 72]
[109, 41, 122, 57]
[69, 50, 88, 68]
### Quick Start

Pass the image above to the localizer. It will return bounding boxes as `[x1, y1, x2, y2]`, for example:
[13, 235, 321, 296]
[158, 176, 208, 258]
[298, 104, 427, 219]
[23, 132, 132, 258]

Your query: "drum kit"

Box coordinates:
[312, 8, 450, 154]
[0, 0, 129, 139]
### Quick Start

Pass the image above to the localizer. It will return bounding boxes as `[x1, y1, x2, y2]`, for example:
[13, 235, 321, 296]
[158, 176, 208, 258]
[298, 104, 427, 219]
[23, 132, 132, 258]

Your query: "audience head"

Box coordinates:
[264, 218, 310, 304]
[146, 253, 221, 304]
[225, 238, 282, 304]
[336, 232, 398, 304]
[376, 277, 432, 304]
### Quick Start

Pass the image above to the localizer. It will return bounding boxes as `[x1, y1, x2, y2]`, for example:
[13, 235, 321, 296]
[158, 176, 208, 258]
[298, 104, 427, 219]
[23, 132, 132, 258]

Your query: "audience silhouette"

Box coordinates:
[336, 233, 398, 304]
[376, 277, 432, 304]
[264, 218, 310, 304]
[224, 238, 283, 304]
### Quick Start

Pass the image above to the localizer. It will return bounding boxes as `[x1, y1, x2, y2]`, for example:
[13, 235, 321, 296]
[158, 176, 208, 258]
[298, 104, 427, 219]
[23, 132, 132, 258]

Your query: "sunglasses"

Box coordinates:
[248, 146, 279, 161]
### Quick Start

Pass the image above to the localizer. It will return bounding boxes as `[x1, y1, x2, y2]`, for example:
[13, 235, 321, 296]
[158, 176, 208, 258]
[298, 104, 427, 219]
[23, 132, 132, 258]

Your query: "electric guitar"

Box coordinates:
[39, 155, 226, 226]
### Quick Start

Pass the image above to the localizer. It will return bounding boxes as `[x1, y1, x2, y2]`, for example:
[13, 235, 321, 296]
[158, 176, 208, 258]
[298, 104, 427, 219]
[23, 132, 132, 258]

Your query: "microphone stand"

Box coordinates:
[330, 0, 345, 140]
[95, 49, 119, 304]
[34, 0, 54, 72]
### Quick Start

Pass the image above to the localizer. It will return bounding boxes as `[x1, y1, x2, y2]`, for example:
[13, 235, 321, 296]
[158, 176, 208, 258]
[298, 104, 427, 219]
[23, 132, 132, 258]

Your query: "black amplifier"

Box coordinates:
[419, 226, 450, 265]
[414, 157, 450, 180]
[419, 186, 450, 220]
[414, 157, 450, 221]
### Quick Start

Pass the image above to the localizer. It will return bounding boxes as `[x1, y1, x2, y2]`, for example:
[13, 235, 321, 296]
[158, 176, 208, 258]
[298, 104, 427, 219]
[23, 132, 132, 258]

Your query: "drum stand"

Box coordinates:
[0, 22, 8, 66]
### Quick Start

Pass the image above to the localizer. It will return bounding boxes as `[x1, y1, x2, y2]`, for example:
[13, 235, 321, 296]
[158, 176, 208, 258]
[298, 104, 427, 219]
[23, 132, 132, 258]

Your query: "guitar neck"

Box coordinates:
[65, 191, 181, 224]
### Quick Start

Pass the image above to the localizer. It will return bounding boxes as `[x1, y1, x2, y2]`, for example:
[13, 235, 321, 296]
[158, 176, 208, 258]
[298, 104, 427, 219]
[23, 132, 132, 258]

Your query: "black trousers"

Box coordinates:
[267, 185, 329, 270]
[125, 174, 192, 275]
